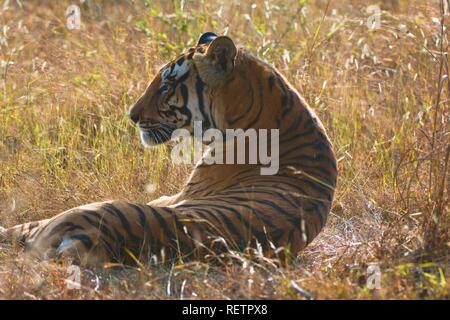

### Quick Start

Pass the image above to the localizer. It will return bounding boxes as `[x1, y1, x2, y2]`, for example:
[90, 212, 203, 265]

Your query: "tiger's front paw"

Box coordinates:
[148, 193, 181, 207]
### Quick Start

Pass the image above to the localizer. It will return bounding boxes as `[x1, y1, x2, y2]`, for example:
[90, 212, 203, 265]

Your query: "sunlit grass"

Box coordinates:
[0, 0, 448, 299]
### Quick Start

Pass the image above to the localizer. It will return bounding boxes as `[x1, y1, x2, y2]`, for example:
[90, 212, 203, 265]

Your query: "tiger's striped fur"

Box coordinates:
[0, 33, 337, 267]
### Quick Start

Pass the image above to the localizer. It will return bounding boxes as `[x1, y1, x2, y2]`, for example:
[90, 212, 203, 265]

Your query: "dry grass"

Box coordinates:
[0, 0, 449, 299]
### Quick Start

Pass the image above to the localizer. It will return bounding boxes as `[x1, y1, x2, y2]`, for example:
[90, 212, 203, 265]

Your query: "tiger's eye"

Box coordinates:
[160, 83, 169, 93]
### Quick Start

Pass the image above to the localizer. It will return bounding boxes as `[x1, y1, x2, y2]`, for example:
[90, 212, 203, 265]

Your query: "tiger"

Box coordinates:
[0, 32, 337, 267]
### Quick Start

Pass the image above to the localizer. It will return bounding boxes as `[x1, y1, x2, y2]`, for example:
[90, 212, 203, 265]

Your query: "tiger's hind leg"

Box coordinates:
[11, 200, 200, 267]
[21, 201, 146, 267]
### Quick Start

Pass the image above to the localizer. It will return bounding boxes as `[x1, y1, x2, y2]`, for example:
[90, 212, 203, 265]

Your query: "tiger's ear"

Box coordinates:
[197, 32, 217, 45]
[193, 36, 237, 87]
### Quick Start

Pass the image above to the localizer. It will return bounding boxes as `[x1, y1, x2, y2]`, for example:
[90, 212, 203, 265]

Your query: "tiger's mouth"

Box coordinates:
[138, 123, 176, 147]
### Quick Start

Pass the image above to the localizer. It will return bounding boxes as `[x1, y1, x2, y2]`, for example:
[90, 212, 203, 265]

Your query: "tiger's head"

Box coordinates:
[128, 32, 239, 146]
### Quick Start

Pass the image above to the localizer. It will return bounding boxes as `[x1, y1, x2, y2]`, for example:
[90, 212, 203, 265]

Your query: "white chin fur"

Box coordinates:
[140, 130, 159, 147]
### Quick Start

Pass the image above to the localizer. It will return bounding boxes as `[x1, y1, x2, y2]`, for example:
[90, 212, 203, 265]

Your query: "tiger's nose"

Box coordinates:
[128, 109, 139, 124]
[129, 94, 146, 124]
[128, 103, 141, 124]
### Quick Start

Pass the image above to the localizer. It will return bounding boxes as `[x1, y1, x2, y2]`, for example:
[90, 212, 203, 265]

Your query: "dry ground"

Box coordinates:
[0, 0, 448, 299]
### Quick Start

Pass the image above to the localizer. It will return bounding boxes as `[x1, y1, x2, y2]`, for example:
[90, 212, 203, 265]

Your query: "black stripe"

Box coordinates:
[160, 207, 195, 250]
[280, 140, 328, 159]
[176, 56, 185, 66]
[70, 234, 93, 250]
[128, 204, 162, 254]
[101, 204, 141, 245]
[192, 207, 247, 250]
[192, 202, 269, 243]
[219, 196, 301, 227]
[244, 77, 264, 130]
[268, 74, 275, 91]
[195, 76, 210, 129]
[81, 213, 116, 241]
[228, 74, 254, 125]
[294, 154, 337, 171]
[46, 222, 84, 239]
[145, 206, 193, 255]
